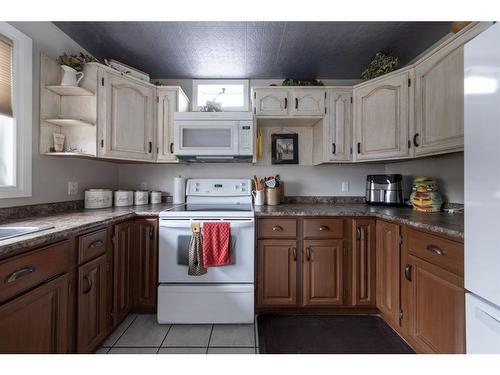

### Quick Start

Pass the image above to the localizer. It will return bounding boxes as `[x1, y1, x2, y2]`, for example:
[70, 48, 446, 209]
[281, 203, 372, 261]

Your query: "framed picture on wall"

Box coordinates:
[271, 133, 299, 164]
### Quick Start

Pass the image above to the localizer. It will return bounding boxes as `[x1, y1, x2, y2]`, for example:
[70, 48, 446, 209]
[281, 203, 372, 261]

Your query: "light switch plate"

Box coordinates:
[341, 181, 349, 192]
[68, 181, 78, 196]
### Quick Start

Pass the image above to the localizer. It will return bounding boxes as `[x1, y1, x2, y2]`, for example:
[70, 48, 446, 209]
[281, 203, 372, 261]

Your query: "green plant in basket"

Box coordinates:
[361, 52, 398, 80]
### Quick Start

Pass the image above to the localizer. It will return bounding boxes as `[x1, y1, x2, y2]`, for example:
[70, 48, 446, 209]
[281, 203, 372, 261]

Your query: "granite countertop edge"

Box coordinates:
[0, 203, 463, 262]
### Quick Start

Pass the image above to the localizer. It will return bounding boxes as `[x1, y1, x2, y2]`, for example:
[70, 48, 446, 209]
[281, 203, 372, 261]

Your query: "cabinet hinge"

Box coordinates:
[253, 91, 256, 99]
[156, 146, 159, 154]
[324, 107, 327, 114]
[157, 96, 159, 103]
[350, 97, 353, 104]
[350, 147, 353, 155]
[408, 139, 411, 149]
[408, 78, 411, 87]
[400, 235, 404, 245]
[253, 107, 256, 115]
[324, 91, 327, 99]
[112, 234, 116, 246]
[101, 77, 104, 86]
[343, 247, 347, 257]
[100, 139, 104, 148]
[399, 308, 404, 320]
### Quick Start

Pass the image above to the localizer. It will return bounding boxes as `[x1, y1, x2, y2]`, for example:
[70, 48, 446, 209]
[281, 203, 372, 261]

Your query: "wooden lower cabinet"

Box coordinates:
[0, 274, 68, 353]
[112, 220, 133, 327]
[404, 254, 465, 353]
[257, 239, 297, 307]
[351, 219, 376, 306]
[376, 220, 401, 328]
[302, 239, 344, 306]
[77, 254, 108, 353]
[132, 218, 158, 311]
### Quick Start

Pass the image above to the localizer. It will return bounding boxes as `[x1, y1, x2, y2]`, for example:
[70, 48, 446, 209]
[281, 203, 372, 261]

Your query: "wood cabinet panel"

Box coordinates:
[407, 228, 463, 276]
[0, 240, 70, 303]
[303, 218, 344, 239]
[112, 221, 133, 326]
[376, 220, 401, 327]
[257, 239, 297, 307]
[352, 219, 376, 306]
[98, 69, 155, 161]
[414, 45, 464, 156]
[77, 254, 107, 353]
[354, 71, 411, 161]
[78, 228, 107, 264]
[291, 89, 325, 116]
[302, 239, 344, 306]
[257, 218, 297, 238]
[0, 274, 68, 353]
[254, 89, 289, 116]
[405, 255, 465, 353]
[132, 218, 158, 311]
[326, 89, 352, 161]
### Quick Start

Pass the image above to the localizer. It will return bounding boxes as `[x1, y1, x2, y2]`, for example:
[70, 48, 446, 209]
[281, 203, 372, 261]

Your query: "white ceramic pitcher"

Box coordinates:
[252, 190, 265, 206]
[60, 65, 84, 86]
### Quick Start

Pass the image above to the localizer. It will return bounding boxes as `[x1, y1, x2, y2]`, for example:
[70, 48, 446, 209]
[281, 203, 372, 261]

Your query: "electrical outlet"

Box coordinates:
[341, 181, 349, 192]
[140, 181, 148, 190]
[68, 181, 78, 196]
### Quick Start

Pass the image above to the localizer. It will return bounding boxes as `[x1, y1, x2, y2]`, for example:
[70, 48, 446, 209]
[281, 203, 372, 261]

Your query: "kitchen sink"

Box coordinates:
[0, 225, 55, 241]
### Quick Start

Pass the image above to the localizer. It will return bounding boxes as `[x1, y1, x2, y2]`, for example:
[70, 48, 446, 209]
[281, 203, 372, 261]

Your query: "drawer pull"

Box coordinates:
[88, 239, 104, 249]
[426, 244, 444, 256]
[319, 225, 330, 231]
[291, 247, 297, 262]
[5, 266, 36, 284]
[83, 275, 93, 294]
[404, 264, 412, 281]
[272, 225, 283, 231]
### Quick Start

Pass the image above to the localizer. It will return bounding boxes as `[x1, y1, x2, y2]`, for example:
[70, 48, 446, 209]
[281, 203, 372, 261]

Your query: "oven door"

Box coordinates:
[173, 121, 239, 156]
[159, 218, 254, 283]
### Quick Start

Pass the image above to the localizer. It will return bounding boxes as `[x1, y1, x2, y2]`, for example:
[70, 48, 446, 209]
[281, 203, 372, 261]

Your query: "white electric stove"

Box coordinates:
[157, 179, 255, 324]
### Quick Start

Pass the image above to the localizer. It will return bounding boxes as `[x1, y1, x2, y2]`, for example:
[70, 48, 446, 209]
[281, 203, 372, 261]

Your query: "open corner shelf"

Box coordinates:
[45, 85, 95, 96]
[43, 151, 96, 158]
[44, 118, 95, 127]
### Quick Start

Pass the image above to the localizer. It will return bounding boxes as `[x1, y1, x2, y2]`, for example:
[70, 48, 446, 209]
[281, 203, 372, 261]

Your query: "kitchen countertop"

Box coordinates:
[0, 203, 179, 261]
[254, 204, 464, 241]
[0, 202, 464, 262]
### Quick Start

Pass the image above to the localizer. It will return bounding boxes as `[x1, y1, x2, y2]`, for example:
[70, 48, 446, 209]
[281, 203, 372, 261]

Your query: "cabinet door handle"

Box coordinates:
[272, 225, 283, 231]
[88, 239, 103, 249]
[5, 266, 36, 283]
[357, 142, 361, 154]
[170, 142, 174, 154]
[148, 141, 152, 153]
[83, 275, 93, 294]
[291, 247, 297, 262]
[319, 225, 330, 231]
[284, 98, 288, 109]
[332, 143, 336, 155]
[306, 247, 312, 261]
[426, 244, 444, 256]
[295, 98, 299, 109]
[404, 264, 412, 281]
[413, 133, 420, 147]
[148, 226, 154, 240]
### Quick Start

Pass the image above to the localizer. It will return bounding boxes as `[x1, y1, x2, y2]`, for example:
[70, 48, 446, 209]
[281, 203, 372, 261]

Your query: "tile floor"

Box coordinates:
[97, 314, 259, 354]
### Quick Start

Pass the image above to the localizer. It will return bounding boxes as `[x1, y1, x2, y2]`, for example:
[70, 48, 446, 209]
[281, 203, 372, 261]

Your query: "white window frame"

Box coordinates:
[192, 79, 249, 112]
[0, 22, 32, 199]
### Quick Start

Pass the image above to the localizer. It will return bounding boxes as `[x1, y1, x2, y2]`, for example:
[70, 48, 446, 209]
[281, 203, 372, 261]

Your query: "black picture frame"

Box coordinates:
[271, 133, 299, 164]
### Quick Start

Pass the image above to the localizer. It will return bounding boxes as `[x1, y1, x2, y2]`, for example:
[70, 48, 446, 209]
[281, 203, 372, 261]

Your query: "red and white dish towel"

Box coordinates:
[202, 222, 231, 267]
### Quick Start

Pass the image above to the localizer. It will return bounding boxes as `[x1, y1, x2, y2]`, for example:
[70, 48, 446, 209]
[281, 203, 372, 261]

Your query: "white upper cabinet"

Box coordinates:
[353, 70, 412, 161]
[98, 69, 155, 161]
[325, 89, 352, 161]
[291, 89, 326, 116]
[413, 45, 464, 157]
[156, 87, 189, 162]
[254, 88, 289, 116]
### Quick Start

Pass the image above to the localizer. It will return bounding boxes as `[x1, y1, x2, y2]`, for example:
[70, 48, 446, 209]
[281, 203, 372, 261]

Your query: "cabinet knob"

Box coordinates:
[170, 142, 174, 154]
[284, 98, 288, 109]
[290, 247, 297, 262]
[332, 143, 336, 155]
[413, 133, 420, 147]
[272, 225, 283, 231]
[148, 141, 152, 153]
[319, 225, 330, 231]
[83, 275, 93, 294]
[295, 98, 299, 109]
[426, 244, 444, 256]
[404, 264, 412, 281]
[306, 246, 312, 261]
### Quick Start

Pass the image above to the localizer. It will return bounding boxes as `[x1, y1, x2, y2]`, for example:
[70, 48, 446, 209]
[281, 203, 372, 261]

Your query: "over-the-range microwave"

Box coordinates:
[173, 112, 255, 162]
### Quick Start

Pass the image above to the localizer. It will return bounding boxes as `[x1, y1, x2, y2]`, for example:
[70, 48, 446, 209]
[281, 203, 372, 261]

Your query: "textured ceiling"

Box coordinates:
[54, 21, 452, 79]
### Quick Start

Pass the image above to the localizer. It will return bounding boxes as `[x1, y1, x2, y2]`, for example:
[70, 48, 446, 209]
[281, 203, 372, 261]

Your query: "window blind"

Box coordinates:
[0, 35, 13, 118]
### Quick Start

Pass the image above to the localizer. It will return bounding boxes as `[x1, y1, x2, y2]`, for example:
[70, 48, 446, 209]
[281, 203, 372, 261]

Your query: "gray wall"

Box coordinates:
[0, 22, 118, 208]
[384, 152, 464, 203]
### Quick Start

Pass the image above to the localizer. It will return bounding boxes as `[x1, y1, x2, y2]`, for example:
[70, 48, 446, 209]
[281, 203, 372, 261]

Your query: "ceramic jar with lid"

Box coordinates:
[114, 190, 134, 207]
[85, 189, 113, 209]
[150, 191, 162, 204]
[134, 190, 149, 205]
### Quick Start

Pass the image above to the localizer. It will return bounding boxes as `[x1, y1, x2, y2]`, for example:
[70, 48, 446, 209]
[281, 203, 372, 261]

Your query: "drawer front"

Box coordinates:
[258, 219, 297, 238]
[0, 240, 70, 303]
[407, 228, 463, 276]
[303, 219, 344, 239]
[78, 228, 107, 264]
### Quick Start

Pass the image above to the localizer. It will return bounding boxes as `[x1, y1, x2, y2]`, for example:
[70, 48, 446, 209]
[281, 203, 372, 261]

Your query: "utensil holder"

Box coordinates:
[266, 187, 281, 206]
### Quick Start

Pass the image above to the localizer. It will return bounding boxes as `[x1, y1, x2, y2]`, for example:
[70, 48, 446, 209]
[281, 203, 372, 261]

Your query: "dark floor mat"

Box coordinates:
[257, 315, 414, 354]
